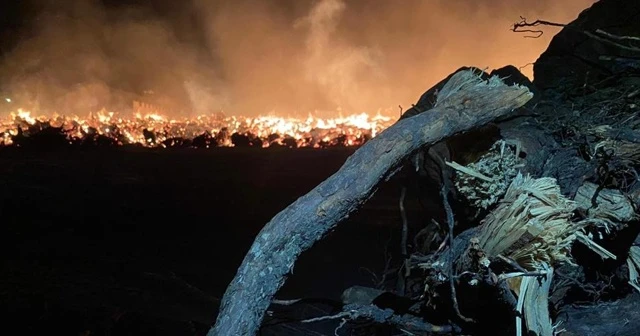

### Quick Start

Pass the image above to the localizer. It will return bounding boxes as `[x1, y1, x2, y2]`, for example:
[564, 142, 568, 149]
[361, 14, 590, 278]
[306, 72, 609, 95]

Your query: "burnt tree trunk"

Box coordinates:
[208, 70, 533, 336]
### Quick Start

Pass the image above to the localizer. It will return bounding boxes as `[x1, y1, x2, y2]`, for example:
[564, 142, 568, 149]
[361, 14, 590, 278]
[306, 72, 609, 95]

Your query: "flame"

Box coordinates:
[12, 109, 37, 125]
[0, 108, 395, 149]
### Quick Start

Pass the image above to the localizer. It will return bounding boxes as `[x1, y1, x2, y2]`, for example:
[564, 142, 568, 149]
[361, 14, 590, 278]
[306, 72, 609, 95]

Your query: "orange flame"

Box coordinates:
[1, 108, 396, 148]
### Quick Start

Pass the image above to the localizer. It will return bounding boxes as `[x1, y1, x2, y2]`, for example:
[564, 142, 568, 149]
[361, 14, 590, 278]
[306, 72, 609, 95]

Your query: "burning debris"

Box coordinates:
[0, 110, 394, 149]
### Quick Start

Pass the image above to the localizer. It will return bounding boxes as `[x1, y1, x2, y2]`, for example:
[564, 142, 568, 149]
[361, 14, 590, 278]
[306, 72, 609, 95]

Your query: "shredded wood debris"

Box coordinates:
[574, 182, 638, 228]
[476, 173, 616, 270]
[452, 140, 521, 211]
[516, 263, 554, 336]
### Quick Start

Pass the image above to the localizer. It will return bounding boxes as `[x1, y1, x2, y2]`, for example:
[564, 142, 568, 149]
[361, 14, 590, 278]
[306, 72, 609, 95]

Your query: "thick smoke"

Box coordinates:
[0, 0, 595, 117]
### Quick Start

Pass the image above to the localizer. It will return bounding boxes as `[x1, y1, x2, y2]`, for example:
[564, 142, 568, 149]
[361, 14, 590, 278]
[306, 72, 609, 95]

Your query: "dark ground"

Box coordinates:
[0, 146, 430, 335]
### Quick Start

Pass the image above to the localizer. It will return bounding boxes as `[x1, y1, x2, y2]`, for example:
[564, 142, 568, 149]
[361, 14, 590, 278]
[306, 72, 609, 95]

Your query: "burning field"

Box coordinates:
[7, 0, 640, 335]
[0, 108, 395, 149]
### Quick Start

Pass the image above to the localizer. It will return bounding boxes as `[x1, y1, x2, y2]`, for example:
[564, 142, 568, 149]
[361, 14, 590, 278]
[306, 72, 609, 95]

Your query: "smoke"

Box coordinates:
[0, 0, 218, 116]
[297, 0, 387, 114]
[0, 0, 596, 117]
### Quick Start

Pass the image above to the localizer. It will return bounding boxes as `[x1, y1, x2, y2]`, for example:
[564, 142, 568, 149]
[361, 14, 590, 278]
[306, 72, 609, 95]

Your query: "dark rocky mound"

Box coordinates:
[534, 0, 640, 94]
[379, 1, 640, 335]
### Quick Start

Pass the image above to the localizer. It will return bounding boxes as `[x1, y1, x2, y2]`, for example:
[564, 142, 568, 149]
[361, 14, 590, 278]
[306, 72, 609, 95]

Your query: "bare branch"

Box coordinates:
[512, 17, 566, 38]
[399, 186, 410, 295]
[301, 311, 350, 323]
[208, 69, 532, 336]
[301, 304, 461, 335]
[583, 30, 640, 53]
[512, 17, 640, 53]
[595, 29, 640, 43]
[442, 184, 475, 324]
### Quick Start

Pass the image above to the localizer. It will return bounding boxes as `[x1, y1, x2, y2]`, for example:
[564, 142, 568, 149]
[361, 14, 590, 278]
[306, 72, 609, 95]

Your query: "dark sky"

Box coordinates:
[0, 0, 595, 117]
[0, 3, 36, 54]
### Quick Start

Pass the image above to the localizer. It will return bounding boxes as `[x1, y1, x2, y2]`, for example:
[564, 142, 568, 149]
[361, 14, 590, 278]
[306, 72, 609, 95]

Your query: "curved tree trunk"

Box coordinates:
[208, 70, 533, 336]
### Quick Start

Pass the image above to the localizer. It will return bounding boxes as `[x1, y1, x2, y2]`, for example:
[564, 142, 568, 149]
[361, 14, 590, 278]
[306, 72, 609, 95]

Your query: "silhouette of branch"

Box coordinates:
[511, 17, 566, 38]
[512, 17, 640, 53]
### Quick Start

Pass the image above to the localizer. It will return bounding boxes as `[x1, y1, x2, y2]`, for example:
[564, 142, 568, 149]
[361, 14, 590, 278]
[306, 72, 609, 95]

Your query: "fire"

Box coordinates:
[13, 109, 37, 125]
[0, 108, 396, 149]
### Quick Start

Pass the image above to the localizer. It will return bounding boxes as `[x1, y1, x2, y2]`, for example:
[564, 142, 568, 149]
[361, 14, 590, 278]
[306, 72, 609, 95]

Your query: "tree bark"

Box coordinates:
[208, 70, 533, 336]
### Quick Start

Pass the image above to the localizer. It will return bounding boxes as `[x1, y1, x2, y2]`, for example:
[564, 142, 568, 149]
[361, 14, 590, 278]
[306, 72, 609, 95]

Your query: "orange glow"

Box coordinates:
[0, 0, 596, 121]
[0, 0, 598, 151]
[0, 109, 395, 148]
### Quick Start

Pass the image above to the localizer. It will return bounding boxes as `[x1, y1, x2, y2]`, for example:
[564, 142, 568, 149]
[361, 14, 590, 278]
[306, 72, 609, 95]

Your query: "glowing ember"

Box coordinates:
[0, 108, 395, 149]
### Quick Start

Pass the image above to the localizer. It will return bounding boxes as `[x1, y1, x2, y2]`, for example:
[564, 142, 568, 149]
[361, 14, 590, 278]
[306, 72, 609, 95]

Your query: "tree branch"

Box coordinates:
[512, 17, 640, 53]
[511, 17, 567, 38]
[442, 184, 474, 324]
[208, 69, 533, 336]
[301, 304, 460, 335]
[399, 186, 410, 295]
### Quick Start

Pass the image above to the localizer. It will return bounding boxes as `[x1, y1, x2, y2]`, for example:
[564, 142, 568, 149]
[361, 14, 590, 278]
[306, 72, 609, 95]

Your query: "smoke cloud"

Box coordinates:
[0, 0, 596, 117]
